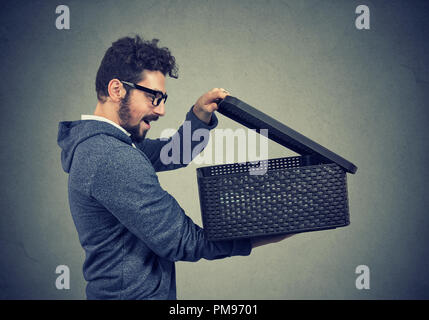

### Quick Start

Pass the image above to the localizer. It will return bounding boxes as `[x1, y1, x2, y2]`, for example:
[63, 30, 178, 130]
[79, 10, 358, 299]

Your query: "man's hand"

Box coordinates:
[193, 88, 229, 124]
[250, 233, 295, 249]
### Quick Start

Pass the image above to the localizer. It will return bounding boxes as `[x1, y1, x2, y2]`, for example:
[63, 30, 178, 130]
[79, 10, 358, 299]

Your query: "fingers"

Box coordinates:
[250, 233, 295, 248]
[210, 87, 230, 101]
[194, 87, 231, 114]
[207, 102, 219, 112]
[201, 88, 230, 112]
[218, 87, 229, 95]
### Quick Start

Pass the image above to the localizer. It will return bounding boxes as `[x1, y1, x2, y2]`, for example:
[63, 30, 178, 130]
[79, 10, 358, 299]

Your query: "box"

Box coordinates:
[196, 96, 357, 241]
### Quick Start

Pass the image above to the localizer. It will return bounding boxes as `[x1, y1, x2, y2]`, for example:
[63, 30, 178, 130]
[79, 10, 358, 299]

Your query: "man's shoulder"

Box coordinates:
[75, 134, 154, 173]
[79, 133, 127, 150]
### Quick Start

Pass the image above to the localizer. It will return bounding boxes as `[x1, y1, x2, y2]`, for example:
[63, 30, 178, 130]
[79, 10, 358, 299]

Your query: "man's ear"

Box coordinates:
[107, 79, 126, 102]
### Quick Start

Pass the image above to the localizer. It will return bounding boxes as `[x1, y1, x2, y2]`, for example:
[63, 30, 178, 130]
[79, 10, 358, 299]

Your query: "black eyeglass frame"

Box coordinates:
[120, 80, 168, 106]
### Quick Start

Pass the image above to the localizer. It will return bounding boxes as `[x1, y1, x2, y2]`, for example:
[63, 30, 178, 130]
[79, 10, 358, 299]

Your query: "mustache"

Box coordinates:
[142, 115, 159, 122]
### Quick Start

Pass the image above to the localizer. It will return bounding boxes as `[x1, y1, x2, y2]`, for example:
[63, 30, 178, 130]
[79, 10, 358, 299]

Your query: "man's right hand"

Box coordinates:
[250, 233, 295, 249]
[193, 88, 229, 124]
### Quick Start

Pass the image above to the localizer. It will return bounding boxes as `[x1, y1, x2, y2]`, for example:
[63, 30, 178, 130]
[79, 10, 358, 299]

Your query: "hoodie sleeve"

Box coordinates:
[90, 145, 252, 262]
[135, 106, 218, 172]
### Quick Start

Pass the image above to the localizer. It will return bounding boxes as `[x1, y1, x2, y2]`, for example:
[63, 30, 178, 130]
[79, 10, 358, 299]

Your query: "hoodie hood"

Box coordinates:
[57, 120, 133, 173]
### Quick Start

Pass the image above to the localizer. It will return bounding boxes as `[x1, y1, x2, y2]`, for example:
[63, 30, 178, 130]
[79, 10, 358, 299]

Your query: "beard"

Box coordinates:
[118, 91, 148, 144]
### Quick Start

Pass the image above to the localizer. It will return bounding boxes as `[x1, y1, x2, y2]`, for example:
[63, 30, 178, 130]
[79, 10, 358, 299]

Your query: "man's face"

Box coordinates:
[118, 70, 166, 143]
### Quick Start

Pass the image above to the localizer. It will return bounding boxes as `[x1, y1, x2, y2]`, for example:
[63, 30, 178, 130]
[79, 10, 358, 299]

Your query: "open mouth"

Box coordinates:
[142, 119, 151, 129]
[142, 116, 158, 129]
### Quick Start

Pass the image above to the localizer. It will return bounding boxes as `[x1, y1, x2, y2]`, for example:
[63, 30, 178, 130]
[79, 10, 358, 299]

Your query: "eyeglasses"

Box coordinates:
[120, 80, 168, 106]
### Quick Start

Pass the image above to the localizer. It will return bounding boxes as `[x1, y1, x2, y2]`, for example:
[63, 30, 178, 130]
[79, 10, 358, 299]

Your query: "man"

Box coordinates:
[57, 35, 289, 300]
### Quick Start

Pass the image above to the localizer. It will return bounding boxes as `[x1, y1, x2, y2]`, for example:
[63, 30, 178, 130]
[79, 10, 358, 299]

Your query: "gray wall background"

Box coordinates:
[0, 0, 428, 299]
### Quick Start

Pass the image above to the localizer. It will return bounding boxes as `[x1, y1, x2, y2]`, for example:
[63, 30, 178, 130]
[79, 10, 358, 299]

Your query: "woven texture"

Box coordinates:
[197, 157, 350, 241]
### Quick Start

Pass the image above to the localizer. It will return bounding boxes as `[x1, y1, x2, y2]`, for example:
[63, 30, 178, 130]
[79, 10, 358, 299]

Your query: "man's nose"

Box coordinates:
[153, 101, 165, 117]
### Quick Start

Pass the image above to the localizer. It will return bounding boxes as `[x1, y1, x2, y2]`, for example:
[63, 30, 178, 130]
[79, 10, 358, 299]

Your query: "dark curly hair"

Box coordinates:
[95, 35, 178, 102]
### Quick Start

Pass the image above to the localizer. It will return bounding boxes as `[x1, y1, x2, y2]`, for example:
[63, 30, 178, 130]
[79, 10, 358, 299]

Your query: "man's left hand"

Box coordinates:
[193, 88, 229, 124]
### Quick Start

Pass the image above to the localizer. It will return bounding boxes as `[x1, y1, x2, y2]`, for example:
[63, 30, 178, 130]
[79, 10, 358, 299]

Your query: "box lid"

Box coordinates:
[217, 96, 357, 174]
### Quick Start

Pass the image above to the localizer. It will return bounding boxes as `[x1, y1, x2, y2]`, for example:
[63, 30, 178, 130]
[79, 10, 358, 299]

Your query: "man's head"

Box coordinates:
[95, 35, 178, 143]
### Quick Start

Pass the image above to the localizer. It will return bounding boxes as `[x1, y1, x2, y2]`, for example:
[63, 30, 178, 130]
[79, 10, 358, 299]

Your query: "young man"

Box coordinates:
[57, 35, 289, 300]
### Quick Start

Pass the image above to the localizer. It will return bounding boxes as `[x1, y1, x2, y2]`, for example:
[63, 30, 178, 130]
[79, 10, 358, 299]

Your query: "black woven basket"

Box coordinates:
[196, 96, 357, 241]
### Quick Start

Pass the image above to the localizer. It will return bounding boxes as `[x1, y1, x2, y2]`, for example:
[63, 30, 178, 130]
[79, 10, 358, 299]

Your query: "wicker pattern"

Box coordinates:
[197, 157, 350, 241]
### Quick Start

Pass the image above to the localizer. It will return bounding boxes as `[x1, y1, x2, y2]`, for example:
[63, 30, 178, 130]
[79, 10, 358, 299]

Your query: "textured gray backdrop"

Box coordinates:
[0, 0, 428, 299]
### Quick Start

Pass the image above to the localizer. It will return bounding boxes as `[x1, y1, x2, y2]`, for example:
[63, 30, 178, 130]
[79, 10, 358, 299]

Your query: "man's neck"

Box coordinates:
[93, 101, 121, 126]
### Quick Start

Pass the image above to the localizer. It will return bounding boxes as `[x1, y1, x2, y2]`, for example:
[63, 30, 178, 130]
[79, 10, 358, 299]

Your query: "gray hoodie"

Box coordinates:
[57, 108, 252, 299]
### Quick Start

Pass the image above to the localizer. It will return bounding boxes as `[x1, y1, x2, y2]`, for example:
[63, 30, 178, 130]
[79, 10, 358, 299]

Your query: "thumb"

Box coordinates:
[208, 102, 219, 111]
